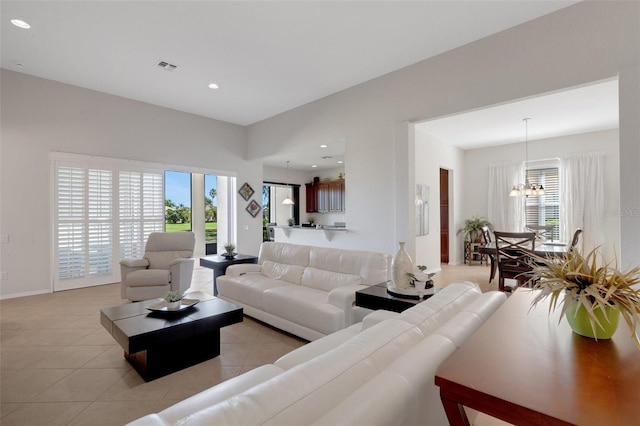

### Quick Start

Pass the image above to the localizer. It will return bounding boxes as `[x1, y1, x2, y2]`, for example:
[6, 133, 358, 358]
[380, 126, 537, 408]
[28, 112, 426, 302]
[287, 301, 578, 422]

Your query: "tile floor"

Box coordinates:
[0, 261, 503, 425]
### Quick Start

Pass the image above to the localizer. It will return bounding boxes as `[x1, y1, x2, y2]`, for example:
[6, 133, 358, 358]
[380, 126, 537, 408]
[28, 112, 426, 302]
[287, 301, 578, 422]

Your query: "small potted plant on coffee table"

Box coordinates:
[164, 290, 184, 310]
[223, 243, 236, 259]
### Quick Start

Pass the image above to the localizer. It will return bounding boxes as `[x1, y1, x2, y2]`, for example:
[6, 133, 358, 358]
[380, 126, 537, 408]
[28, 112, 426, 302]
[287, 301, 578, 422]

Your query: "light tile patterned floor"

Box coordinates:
[0, 261, 504, 425]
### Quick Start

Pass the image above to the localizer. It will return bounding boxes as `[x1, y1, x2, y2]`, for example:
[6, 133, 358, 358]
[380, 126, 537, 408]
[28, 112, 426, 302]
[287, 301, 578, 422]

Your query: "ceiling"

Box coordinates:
[4, 1, 605, 171]
[416, 79, 619, 150]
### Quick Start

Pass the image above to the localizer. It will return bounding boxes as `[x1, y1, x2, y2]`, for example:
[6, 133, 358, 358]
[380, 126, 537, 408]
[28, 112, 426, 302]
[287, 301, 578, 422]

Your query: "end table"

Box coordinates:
[200, 254, 258, 295]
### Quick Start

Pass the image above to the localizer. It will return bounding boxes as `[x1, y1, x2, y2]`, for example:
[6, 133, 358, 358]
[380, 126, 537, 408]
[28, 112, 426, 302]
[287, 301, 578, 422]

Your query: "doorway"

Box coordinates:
[440, 168, 449, 263]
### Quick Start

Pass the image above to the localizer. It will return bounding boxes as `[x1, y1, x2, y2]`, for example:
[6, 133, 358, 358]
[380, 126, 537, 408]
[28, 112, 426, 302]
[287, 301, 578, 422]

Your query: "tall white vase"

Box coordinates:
[391, 242, 413, 289]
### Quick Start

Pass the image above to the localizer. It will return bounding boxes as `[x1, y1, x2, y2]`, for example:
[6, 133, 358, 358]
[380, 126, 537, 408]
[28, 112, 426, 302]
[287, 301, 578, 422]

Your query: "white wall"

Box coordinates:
[462, 129, 620, 261]
[247, 2, 639, 266]
[0, 70, 263, 298]
[414, 129, 465, 270]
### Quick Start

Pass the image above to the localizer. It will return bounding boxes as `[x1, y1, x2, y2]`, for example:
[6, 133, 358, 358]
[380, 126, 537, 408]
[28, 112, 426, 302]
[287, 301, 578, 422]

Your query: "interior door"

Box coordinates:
[440, 168, 449, 263]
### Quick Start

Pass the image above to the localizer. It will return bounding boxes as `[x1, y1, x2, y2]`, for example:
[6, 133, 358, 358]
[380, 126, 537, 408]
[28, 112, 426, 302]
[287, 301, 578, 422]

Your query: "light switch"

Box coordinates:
[0, 272, 7, 280]
[0, 234, 8, 243]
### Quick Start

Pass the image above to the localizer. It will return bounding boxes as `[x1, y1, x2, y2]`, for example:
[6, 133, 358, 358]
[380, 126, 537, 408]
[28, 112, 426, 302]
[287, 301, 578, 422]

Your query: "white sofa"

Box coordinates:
[128, 281, 506, 426]
[216, 242, 392, 341]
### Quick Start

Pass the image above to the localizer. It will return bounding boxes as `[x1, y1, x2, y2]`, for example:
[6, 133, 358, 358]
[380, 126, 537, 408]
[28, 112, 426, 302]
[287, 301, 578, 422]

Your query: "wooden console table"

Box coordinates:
[435, 288, 640, 426]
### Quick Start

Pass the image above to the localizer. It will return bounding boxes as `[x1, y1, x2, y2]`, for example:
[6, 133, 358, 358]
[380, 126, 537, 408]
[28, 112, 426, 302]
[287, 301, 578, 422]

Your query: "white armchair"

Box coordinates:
[120, 232, 196, 301]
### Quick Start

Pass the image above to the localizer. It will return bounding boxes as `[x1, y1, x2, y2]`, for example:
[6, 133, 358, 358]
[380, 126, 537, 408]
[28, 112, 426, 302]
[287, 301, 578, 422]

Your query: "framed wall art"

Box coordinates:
[416, 184, 430, 236]
[239, 182, 254, 201]
[246, 199, 261, 218]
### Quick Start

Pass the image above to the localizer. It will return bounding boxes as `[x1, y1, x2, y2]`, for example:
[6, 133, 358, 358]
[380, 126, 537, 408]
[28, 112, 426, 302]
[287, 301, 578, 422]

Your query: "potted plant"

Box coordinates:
[287, 218, 295, 227]
[164, 290, 183, 310]
[223, 243, 236, 259]
[529, 247, 640, 347]
[457, 216, 493, 243]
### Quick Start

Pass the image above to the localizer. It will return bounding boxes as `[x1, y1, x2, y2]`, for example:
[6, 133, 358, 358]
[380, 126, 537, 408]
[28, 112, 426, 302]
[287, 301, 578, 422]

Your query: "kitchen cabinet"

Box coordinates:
[306, 180, 345, 213]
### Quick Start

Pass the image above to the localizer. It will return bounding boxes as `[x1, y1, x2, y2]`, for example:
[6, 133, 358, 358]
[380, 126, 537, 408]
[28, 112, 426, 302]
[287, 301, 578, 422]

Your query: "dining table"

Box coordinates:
[479, 240, 568, 258]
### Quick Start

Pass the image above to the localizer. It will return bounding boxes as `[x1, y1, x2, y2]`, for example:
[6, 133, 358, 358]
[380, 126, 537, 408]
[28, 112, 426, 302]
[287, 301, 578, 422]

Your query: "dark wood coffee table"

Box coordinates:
[200, 254, 258, 295]
[100, 292, 243, 381]
[355, 282, 432, 313]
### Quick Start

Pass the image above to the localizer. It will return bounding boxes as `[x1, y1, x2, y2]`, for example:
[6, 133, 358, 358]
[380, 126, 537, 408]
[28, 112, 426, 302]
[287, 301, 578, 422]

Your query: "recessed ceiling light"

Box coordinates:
[208, 83, 219, 90]
[320, 144, 328, 148]
[338, 161, 344, 164]
[11, 19, 30, 29]
[312, 165, 318, 168]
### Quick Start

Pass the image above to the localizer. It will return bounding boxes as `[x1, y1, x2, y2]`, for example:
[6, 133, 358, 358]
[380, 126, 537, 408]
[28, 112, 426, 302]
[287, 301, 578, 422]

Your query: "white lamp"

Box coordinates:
[282, 161, 295, 205]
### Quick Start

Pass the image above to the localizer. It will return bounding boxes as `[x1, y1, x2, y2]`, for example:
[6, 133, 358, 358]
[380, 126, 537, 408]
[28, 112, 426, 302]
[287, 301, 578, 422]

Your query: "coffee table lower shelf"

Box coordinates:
[123, 327, 223, 381]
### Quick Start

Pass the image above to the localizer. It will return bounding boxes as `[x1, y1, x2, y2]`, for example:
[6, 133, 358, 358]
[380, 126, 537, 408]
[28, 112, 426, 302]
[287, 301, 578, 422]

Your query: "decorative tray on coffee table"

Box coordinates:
[146, 298, 199, 313]
[386, 282, 434, 300]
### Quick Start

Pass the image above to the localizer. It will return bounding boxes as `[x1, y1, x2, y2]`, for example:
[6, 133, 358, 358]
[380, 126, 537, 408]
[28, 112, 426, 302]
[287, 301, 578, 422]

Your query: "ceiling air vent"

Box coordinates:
[155, 60, 178, 71]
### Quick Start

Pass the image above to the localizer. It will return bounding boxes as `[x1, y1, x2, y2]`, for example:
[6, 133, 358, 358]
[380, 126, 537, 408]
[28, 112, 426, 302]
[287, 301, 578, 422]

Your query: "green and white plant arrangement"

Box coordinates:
[164, 290, 184, 310]
[529, 247, 640, 348]
[223, 242, 236, 258]
[407, 265, 435, 288]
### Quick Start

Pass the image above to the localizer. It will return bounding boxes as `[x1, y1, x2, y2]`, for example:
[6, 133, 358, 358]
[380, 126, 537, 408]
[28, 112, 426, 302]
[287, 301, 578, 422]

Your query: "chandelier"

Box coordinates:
[509, 118, 545, 197]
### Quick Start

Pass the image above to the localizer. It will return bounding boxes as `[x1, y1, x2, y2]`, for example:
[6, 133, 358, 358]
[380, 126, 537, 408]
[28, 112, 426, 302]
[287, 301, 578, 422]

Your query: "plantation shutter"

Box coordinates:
[119, 170, 164, 260]
[54, 160, 116, 290]
[53, 154, 165, 291]
[525, 167, 560, 240]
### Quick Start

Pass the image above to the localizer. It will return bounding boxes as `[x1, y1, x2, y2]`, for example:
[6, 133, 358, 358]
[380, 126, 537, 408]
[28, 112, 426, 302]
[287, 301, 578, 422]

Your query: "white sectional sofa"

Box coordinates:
[128, 281, 507, 426]
[216, 242, 392, 341]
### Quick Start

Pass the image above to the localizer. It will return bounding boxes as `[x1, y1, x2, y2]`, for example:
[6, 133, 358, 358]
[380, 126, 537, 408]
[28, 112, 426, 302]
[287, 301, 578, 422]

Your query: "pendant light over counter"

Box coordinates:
[282, 161, 295, 205]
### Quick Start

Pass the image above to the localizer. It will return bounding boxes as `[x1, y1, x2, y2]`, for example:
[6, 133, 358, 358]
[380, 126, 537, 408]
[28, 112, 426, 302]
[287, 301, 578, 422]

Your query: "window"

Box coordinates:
[525, 165, 560, 240]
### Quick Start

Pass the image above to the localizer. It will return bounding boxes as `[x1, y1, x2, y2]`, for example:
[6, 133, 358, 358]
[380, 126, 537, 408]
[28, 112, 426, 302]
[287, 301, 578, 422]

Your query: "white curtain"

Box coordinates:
[560, 153, 604, 253]
[487, 162, 524, 232]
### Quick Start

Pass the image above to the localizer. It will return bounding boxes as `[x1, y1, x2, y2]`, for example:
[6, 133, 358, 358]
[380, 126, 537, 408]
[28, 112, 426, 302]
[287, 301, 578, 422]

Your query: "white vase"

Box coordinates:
[391, 242, 413, 290]
[166, 301, 181, 310]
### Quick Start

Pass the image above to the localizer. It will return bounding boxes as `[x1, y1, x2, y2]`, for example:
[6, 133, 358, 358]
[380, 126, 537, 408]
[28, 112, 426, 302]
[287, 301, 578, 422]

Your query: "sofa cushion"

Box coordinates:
[261, 261, 305, 285]
[126, 269, 171, 287]
[396, 282, 481, 336]
[263, 286, 344, 335]
[309, 246, 390, 285]
[259, 242, 310, 267]
[301, 267, 362, 292]
[217, 274, 294, 310]
[173, 318, 422, 426]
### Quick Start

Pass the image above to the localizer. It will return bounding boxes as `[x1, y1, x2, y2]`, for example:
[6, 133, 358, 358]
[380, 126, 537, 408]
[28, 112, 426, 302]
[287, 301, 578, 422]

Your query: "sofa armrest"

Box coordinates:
[119, 258, 149, 284]
[328, 284, 369, 327]
[170, 258, 195, 294]
[224, 263, 262, 277]
[120, 258, 149, 268]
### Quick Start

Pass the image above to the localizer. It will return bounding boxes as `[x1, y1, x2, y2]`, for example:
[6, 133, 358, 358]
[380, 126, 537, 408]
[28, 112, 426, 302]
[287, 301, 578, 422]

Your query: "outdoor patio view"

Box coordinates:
[165, 171, 218, 251]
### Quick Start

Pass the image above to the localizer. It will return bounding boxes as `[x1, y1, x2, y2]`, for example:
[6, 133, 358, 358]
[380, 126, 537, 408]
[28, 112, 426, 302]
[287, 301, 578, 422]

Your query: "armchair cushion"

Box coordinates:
[146, 251, 192, 270]
[120, 258, 150, 268]
[126, 269, 171, 287]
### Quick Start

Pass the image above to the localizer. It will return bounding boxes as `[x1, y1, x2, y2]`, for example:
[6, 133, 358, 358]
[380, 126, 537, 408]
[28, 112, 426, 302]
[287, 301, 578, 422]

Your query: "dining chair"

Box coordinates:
[493, 231, 536, 292]
[527, 225, 555, 241]
[481, 226, 496, 282]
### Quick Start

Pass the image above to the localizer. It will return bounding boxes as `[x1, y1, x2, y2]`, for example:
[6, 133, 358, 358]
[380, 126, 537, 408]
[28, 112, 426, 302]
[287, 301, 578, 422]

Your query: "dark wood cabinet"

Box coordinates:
[305, 184, 318, 213]
[306, 180, 345, 213]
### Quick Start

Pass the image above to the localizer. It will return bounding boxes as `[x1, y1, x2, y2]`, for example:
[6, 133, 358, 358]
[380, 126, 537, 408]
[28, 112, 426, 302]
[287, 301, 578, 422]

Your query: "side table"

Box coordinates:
[355, 282, 432, 313]
[200, 254, 258, 296]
